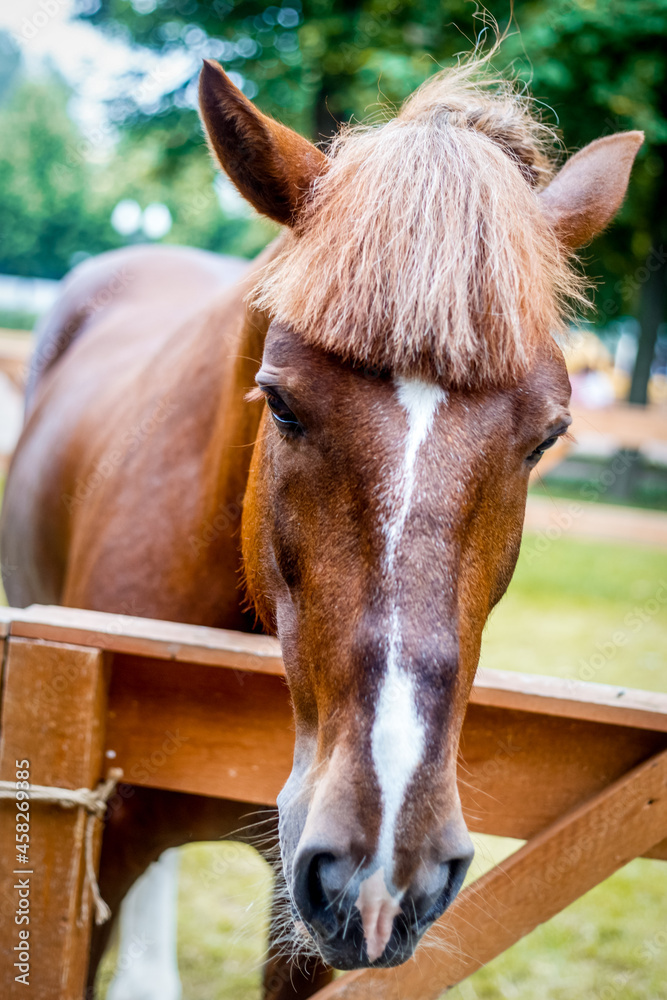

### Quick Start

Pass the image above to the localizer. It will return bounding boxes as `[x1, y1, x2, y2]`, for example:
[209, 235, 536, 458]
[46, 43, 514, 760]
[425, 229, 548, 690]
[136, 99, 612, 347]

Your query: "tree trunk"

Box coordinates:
[629, 255, 666, 405]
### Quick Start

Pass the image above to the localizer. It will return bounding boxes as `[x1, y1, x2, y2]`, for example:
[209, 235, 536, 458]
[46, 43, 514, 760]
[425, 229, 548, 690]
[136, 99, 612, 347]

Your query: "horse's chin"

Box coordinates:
[294, 912, 425, 971]
[311, 936, 421, 971]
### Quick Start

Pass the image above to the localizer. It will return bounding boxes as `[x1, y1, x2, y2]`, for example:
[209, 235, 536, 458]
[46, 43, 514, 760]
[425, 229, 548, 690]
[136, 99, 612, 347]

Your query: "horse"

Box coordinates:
[0, 55, 641, 998]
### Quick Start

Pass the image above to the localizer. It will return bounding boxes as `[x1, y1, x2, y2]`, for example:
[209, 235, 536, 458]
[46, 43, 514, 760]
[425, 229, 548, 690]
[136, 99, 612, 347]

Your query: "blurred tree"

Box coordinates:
[0, 73, 276, 279]
[80, 0, 667, 401]
[0, 77, 123, 278]
[0, 30, 21, 103]
[106, 127, 278, 256]
[80, 1, 480, 144]
[500, 1, 667, 405]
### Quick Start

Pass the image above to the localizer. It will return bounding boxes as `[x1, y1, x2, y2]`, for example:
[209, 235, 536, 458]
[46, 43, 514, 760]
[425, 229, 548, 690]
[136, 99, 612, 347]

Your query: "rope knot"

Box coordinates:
[0, 768, 123, 925]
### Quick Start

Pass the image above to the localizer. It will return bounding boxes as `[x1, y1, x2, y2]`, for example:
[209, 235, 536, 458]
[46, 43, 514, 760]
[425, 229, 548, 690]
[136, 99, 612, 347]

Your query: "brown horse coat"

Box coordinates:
[0, 54, 643, 993]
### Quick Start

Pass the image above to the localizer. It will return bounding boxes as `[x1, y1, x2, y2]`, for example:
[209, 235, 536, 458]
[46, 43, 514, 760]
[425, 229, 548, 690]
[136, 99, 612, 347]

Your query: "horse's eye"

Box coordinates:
[527, 434, 560, 466]
[263, 390, 301, 434]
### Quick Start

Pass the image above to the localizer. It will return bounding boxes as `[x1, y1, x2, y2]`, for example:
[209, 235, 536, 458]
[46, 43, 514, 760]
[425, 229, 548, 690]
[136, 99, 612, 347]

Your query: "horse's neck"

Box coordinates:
[205, 242, 278, 490]
[189, 260, 271, 631]
[206, 298, 269, 500]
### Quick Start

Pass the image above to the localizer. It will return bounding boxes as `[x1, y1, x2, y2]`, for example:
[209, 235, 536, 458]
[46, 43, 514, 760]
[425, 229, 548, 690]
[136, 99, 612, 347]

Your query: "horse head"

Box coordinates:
[199, 58, 641, 969]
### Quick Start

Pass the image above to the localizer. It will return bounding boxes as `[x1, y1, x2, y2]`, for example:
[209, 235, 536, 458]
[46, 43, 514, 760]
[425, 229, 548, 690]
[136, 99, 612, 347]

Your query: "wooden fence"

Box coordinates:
[1, 604, 666, 999]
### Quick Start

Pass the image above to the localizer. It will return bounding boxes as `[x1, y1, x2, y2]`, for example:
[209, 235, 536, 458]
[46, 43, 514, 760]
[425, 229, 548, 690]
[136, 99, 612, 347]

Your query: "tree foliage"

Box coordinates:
[3, 0, 666, 354]
[0, 72, 275, 280]
[0, 77, 123, 278]
[80, 0, 667, 326]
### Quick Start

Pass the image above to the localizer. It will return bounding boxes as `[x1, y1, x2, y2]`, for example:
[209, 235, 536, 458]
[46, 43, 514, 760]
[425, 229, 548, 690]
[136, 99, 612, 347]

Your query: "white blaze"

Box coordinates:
[372, 607, 424, 868]
[383, 379, 447, 571]
[359, 379, 446, 961]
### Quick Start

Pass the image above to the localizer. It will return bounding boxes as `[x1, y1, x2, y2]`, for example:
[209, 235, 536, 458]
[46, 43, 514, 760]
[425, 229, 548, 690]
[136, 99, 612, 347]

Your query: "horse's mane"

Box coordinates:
[252, 56, 588, 387]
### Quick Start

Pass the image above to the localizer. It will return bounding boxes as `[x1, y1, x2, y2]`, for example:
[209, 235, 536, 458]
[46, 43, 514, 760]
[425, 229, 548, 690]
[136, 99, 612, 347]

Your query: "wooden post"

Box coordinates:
[0, 637, 108, 1000]
[312, 746, 667, 1000]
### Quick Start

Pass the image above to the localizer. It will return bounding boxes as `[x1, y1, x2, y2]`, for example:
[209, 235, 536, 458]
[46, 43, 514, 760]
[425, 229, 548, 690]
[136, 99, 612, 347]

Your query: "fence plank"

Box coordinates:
[0, 638, 108, 1000]
[4, 604, 283, 675]
[105, 652, 293, 805]
[311, 746, 667, 1000]
[103, 653, 667, 862]
[4, 606, 667, 732]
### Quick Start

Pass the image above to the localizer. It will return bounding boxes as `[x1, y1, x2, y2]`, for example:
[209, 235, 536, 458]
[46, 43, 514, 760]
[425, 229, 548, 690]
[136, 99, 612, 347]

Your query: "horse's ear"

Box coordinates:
[199, 59, 327, 227]
[539, 131, 644, 249]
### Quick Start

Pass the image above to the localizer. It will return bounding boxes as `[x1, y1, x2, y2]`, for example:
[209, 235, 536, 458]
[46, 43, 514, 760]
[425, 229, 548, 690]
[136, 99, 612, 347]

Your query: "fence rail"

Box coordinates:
[1, 604, 666, 999]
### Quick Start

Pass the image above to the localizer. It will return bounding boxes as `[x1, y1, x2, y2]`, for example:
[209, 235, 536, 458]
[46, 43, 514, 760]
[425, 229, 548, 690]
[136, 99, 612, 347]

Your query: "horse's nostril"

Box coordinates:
[293, 848, 342, 936]
[306, 852, 335, 913]
[446, 851, 473, 904]
[292, 841, 473, 966]
[410, 851, 474, 927]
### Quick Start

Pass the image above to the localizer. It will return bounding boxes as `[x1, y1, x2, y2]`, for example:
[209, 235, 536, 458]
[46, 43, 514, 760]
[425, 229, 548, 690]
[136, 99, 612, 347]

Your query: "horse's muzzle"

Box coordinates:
[290, 846, 474, 969]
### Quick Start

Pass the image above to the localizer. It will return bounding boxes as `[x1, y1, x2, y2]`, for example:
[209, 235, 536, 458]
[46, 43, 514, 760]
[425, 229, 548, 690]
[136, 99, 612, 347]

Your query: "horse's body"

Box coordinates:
[7, 243, 257, 625]
[1, 53, 641, 997]
[2, 241, 323, 996]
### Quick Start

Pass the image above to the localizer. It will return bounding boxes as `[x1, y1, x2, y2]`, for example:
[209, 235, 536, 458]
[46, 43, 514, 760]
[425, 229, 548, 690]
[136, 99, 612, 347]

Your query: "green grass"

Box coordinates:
[450, 849, 667, 1000]
[529, 454, 667, 512]
[480, 533, 667, 693]
[97, 840, 667, 1000]
[176, 844, 274, 1000]
[0, 309, 39, 331]
[94, 532, 667, 999]
[96, 843, 275, 1000]
[530, 473, 667, 512]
